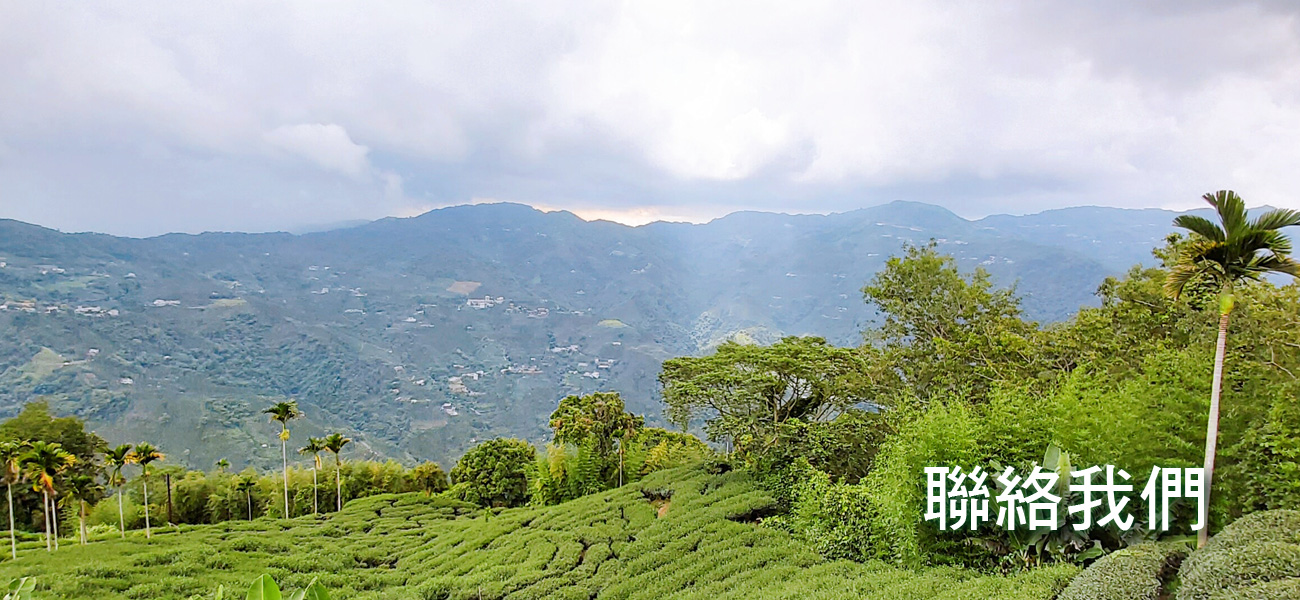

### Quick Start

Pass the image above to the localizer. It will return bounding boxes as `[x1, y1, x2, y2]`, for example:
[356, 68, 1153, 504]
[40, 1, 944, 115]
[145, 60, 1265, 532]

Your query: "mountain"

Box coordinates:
[0, 201, 1191, 469]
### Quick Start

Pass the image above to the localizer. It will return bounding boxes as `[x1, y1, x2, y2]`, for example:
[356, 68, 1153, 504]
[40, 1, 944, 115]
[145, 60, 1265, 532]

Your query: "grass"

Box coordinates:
[20, 348, 65, 381]
[0, 467, 1077, 599]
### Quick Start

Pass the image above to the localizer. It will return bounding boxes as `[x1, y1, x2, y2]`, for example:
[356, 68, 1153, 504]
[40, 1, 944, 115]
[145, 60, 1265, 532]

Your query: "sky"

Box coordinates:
[1, 1, 1298, 237]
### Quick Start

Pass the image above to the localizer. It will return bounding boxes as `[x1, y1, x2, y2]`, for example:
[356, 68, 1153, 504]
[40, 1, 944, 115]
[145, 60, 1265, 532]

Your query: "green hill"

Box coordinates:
[0, 201, 1197, 469]
[0, 467, 1077, 599]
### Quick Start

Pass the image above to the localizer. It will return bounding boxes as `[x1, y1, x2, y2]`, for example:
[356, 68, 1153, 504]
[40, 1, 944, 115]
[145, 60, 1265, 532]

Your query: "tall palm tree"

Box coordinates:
[0, 441, 27, 559]
[234, 475, 257, 520]
[61, 474, 101, 545]
[299, 437, 326, 515]
[128, 443, 164, 539]
[322, 433, 351, 511]
[263, 401, 302, 519]
[21, 441, 75, 552]
[1166, 190, 1300, 548]
[215, 458, 230, 473]
[103, 444, 134, 539]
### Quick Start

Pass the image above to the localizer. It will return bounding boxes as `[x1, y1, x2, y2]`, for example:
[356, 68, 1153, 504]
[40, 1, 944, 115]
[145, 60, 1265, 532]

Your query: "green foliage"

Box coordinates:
[1177, 542, 1300, 600]
[1224, 384, 1300, 512]
[863, 241, 1044, 402]
[0, 468, 1075, 600]
[660, 336, 872, 446]
[4, 577, 35, 600]
[410, 462, 449, 496]
[747, 411, 889, 488]
[547, 392, 644, 489]
[241, 574, 328, 600]
[631, 427, 709, 477]
[1176, 510, 1300, 600]
[449, 438, 535, 507]
[532, 428, 705, 507]
[549, 392, 643, 460]
[1057, 543, 1188, 600]
[1164, 191, 1300, 302]
[0, 403, 107, 535]
[246, 574, 280, 600]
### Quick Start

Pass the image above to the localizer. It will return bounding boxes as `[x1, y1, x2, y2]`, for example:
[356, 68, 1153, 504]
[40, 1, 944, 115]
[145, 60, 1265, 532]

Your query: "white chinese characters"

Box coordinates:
[924, 464, 1204, 532]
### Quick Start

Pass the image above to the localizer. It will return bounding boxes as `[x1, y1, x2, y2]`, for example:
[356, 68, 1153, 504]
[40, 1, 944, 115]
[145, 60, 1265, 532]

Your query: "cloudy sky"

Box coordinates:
[1, 1, 1298, 236]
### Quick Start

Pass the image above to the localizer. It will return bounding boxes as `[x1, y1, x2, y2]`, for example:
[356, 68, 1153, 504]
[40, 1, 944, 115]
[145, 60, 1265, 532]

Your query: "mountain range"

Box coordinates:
[0, 201, 1194, 469]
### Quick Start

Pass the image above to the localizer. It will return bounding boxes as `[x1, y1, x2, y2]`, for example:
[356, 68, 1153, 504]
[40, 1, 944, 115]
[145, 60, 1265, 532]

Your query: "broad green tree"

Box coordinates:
[863, 241, 1040, 402]
[263, 401, 302, 519]
[549, 392, 644, 486]
[128, 443, 163, 539]
[299, 437, 326, 515]
[322, 433, 351, 511]
[1165, 190, 1300, 547]
[450, 438, 535, 508]
[0, 441, 26, 559]
[21, 441, 75, 551]
[660, 336, 871, 449]
[103, 444, 134, 538]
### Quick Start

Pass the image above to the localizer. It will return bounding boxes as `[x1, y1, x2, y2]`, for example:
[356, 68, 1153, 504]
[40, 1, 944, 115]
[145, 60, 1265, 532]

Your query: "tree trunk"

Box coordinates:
[312, 466, 319, 515]
[7, 483, 16, 559]
[117, 488, 126, 538]
[336, 457, 343, 512]
[246, 490, 253, 520]
[143, 476, 152, 539]
[165, 473, 174, 525]
[281, 438, 290, 519]
[42, 491, 51, 552]
[79, 501, 87, 545]
[51, 494, 58, 550]
[1198, 310, 1231, 549]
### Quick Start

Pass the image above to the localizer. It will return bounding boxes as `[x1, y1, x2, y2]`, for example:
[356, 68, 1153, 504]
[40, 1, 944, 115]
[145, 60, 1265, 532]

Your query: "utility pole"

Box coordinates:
[164, 473, 175, 524]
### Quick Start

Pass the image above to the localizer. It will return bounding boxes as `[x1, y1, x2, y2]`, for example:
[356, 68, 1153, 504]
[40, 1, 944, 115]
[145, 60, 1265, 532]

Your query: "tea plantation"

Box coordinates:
[0, 467, 1079, 599]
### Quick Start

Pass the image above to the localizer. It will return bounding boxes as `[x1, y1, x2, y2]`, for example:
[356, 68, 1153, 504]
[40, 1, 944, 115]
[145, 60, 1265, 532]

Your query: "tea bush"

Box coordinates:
[0, 467, 1077, 599]
[1176, 510, 1300, 600]
[1057, 543, 1188, 600]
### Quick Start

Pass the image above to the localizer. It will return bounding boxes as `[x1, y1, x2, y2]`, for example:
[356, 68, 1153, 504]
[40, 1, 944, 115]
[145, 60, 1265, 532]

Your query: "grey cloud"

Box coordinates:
[0, 1, 1297, 236]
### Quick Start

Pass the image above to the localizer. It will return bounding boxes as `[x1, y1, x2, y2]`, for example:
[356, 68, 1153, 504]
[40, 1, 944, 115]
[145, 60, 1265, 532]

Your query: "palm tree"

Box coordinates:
[62, 474, 101, 545]
[262, 401, 302, 519]
[234, 475, 257, 520]
[128, 443, 164, 539]
[322, 433, 351, 511]
[299, 437, 326, 515]
[215, 458, 230, 473]
[103, 444, 134, 538]
[21, 441, 75, 552]
[0, 441, 27, 559]
[1166, 190, 1300, 548]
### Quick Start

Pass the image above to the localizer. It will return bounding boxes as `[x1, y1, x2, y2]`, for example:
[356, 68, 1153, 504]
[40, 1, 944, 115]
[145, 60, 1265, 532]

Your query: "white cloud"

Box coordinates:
[0, 1, 1297, 235]
[263, 123, 371, 179]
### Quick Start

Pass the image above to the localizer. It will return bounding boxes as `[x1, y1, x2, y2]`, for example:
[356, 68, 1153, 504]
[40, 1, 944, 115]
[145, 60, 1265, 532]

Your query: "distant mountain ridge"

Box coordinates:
[0, 201, 1197, 469]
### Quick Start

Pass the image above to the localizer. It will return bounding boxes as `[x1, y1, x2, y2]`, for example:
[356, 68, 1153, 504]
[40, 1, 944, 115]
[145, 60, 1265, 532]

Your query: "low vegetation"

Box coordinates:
[0, 467, 1081, 600]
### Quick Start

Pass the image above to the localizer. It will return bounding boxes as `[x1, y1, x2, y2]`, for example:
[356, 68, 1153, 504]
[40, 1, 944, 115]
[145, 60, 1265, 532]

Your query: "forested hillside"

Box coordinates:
[0, 202, 1189, 469]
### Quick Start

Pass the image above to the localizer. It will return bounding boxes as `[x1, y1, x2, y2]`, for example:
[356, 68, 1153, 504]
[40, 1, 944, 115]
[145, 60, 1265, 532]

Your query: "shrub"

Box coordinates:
[1057, 543, 1187, 600]
[1205, 577, 1300, 600]
[450, 438, 536, 507]
[1175, 508, 1300, 600]
[1177, 542, 1300, 600]
[1201, 510, 1300, 554]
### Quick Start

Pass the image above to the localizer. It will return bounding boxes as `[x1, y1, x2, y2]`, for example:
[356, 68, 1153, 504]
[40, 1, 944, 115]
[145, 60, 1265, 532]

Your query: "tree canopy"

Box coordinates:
[660, 336, 871, 445]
